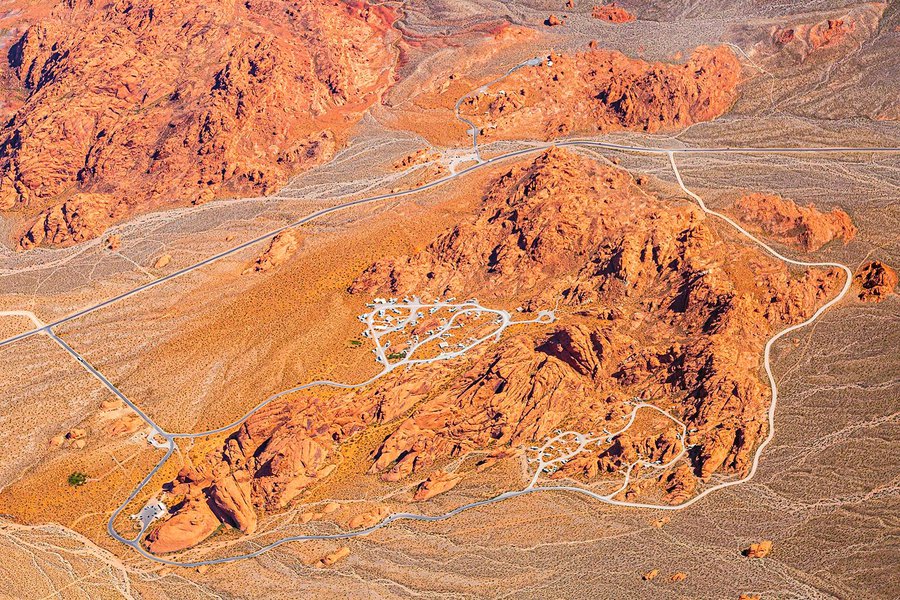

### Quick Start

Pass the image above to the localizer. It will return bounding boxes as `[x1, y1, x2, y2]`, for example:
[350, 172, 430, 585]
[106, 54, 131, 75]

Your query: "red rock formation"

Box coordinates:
[146, 497, 219, 554]
[413, 470, 463, 501]
[770, 4, 886, 62]
[731, 193, 857, 251]
[853, 260, 898, 302]
[458, 46, 740, 140]
[545, 15, 564, 27]
[149, 149, 841, 552]
[319, 546, 351, 567]
[744, 539, 773, 558]
[208, 470, 257, 534]
[592, 4, 636, 23]
[245, 230, 303, 274]
[776, 19, 854, 51]
[2, 0, 397, 249]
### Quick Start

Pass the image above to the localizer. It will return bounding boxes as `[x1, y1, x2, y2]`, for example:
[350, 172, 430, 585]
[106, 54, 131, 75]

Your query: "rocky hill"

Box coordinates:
[0, 0, 397, 249]
[146, 148, 842, 553]
[457, 45, 741, 140]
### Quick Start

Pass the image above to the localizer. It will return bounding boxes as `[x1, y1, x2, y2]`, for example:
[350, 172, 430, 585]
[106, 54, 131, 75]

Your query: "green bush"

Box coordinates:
[67, 472, 89, 487]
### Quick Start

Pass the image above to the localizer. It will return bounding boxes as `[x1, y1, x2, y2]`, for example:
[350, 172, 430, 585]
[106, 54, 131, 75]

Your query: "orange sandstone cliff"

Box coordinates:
[145, 149, 841, 552]
[0, 0, 397, 249]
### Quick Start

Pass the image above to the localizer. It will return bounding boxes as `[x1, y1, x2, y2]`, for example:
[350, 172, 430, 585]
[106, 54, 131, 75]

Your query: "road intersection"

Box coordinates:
[0, 54, 893, 566]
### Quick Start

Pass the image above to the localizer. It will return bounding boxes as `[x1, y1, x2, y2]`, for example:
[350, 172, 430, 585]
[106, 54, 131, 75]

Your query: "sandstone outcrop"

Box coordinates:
[592, 4, 636, 23]
[146, 497, 219, 554]
[246, 230, 303, 274]
[769, 4, 886, 62]
[744, 539, 773, 558]
[458, 46, 740, 140]
[545, 15, 564, 27]
[348, 506, 390, 529]
[319, 546, 351, 567]
[642, 569, 659, 581]
[208, 470, 257, 534]
[153, 254, 172, 269]
[2, 0, 397, 248]
[853, 260, 897, 302]
[149, 149, 840, 552]
[731, 193, 856, 251]
[413, 470, 463, 501]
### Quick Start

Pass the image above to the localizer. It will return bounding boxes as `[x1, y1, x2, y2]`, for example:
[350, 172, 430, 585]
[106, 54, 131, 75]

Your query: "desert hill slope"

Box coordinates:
[0, 0, 397, 249]
[145, 148, 842, 553]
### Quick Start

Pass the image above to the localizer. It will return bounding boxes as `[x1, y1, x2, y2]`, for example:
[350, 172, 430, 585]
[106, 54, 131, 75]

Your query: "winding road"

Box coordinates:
[0, 55, 895, 567]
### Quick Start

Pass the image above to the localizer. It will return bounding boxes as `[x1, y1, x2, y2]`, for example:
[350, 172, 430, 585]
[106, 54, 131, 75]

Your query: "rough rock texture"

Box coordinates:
[146, 496, 219, 554]
[731, 193, 856, 251]
[769, 4, 886, 62]
[1, 0, 396, 249]
[319, 546, 350, 567]
[744, 539, 773, 558]
[853, 260, 898, 302]
[245, 230, 303, 273]
[413, 470, 463, 501]
[592, 4, 636, 23]
[458, 46, 740, 140]
[150, 149, 840, 552]
[208, 470, 257, 534]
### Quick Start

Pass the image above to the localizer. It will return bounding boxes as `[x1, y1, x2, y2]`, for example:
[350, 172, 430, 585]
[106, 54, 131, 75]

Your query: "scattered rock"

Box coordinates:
[650, 516, 670, 528]
[744, 540, 773, 558]
[348, 506, 390, 530]
[66, 428, 87, 441]
[394, 149, 440, 170]
[770, 4, 886, 62]
[853, 260, 898, 302]
[106, 234, 122, 251]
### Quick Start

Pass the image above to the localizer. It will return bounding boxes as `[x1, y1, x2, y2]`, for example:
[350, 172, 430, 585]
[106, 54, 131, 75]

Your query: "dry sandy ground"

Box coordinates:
[0, 0, 897, 598]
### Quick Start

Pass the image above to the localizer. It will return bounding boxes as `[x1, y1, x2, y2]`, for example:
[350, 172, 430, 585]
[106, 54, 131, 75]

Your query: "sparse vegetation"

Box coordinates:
[67, 472, 89, 487]
[348, 339, 362, 348]
[387, 351, 407, 360]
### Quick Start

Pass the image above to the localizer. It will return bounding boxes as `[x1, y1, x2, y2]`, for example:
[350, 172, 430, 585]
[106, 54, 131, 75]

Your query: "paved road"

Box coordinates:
[94, 150, 858, 567]
[453, 56, 544, 160]
[1, 138, 895, 351]
[0, 70, 891, 565]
